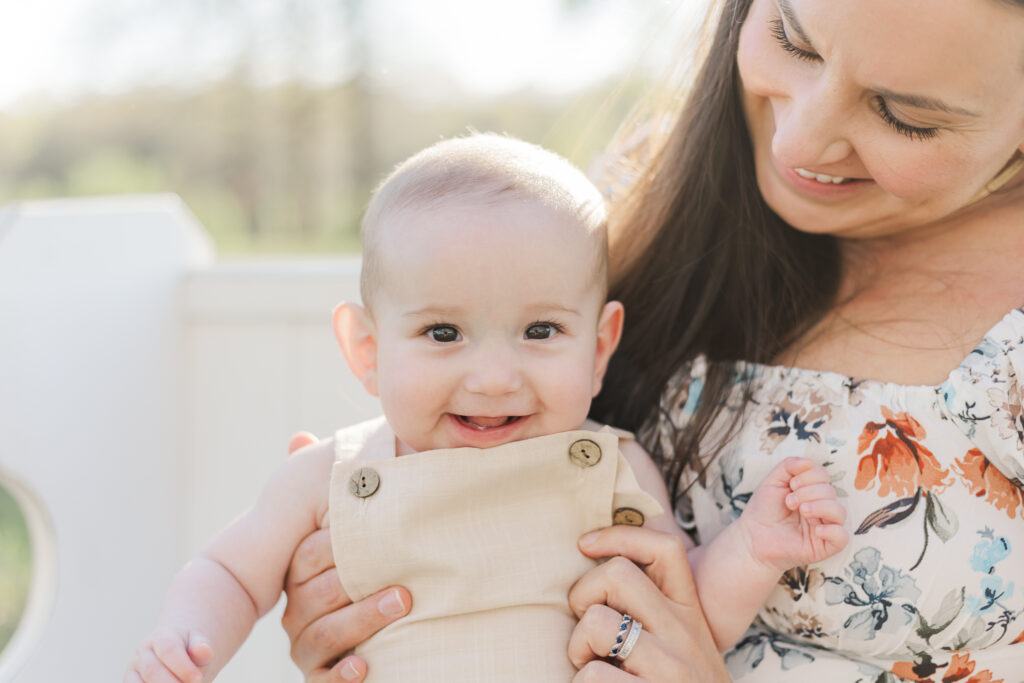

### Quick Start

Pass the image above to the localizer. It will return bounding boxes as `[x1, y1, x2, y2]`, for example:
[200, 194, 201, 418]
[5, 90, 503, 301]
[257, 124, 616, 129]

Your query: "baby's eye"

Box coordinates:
[428, 326, 461, 343]
[525, 323, 558, 340]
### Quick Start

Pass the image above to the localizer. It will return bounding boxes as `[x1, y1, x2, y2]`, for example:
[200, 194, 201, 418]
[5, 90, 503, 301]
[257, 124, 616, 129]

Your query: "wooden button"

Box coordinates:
[568, 439, 602, 467]
[612, 507, 644, 526]
[349, 467, 380, 498]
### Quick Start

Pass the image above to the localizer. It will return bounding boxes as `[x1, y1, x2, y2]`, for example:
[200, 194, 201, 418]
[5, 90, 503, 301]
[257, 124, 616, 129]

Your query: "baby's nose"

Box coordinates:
[463, 347, 523, 395]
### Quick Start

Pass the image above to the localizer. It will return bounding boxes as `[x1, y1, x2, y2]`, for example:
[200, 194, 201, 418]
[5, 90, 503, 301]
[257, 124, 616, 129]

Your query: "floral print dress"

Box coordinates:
[660, 308, 1024, 682]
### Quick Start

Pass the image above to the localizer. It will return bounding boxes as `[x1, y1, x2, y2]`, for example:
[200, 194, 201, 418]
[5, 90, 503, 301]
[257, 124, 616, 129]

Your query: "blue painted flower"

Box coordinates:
[966, 576, 1015, 616]
[966, 529, 1015, 616]
[969, 529, 1011, 573]
[724, 630, 814, 680]
[973, 336, 1004, 361]
[712, 449, 748, 524]
[824, 547, 922, 641]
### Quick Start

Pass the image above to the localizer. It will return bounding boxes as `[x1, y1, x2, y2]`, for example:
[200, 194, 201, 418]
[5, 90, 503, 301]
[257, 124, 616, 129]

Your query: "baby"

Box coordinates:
[127, 134, 847, 682]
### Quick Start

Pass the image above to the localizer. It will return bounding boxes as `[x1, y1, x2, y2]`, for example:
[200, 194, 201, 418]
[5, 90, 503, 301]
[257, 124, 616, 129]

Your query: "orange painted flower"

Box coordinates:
[856, 407, 950, 497]
[891, 652, 1001, 683]
[954, 448, 1024, 519]
[1012, 629, 1024, 645]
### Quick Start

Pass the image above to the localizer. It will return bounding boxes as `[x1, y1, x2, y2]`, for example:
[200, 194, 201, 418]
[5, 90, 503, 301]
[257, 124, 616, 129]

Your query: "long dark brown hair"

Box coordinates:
[589, 0, 841, 507]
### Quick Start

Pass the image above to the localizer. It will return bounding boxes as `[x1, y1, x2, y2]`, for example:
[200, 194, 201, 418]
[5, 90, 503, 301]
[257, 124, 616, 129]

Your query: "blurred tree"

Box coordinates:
[0, 0, 661, 253]
[341, 0, 375, 193]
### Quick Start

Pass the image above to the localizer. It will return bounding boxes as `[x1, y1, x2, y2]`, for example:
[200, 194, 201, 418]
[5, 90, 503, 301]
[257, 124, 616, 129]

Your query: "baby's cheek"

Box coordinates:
[549, 366, 600, 428]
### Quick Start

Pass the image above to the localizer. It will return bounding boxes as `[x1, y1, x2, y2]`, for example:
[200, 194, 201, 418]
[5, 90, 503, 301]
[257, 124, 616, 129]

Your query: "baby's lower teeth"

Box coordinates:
[463, 416, 511, 429]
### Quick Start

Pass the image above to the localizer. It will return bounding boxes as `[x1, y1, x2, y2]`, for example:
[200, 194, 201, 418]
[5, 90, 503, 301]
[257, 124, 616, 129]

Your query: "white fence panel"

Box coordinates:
[182, 261, 380, 683]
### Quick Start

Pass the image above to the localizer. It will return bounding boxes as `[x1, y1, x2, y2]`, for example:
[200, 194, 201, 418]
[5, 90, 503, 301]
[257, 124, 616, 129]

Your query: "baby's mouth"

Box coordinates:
[456, 415, 524, 430]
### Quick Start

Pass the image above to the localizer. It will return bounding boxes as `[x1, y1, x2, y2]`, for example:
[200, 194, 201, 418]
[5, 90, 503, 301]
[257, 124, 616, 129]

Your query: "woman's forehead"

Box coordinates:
[785, 0, 1024, 110]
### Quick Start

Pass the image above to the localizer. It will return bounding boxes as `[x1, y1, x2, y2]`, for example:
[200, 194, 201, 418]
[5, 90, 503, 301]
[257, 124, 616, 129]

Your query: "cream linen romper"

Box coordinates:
[329, 416, 662, 682]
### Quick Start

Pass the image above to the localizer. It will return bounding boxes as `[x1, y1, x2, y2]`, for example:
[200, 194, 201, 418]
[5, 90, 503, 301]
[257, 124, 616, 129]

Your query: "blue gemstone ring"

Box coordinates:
[614, 617, 643, 662]
[608, 613, 633, 657]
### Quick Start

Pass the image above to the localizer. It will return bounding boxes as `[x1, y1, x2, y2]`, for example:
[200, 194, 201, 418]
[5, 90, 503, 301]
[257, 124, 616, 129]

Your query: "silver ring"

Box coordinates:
[615, 618, 643, 661]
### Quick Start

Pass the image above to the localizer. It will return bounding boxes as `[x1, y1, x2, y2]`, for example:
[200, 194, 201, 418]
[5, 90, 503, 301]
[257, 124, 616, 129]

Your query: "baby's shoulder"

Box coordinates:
[264, 437, 337, 510]
[287, 436, 337, 469]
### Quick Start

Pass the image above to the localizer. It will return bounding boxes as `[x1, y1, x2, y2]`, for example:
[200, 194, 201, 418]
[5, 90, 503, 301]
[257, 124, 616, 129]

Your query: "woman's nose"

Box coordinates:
[770, 79, 853, 169]
[463, 345, 523, 395]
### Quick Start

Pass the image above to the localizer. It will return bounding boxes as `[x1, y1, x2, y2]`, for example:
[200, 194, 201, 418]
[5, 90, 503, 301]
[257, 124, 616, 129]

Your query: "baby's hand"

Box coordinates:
[738, 457, 849, 573]
[125, 628, 212, 683]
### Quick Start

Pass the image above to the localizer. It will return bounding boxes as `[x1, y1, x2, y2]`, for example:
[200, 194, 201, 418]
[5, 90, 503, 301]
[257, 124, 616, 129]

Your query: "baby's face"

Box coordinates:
[368, 197, 619, 454]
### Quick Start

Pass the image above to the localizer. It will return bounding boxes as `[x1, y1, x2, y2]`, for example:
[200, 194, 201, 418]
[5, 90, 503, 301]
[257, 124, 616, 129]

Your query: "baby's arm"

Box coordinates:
[688, 457, 849, 651]
[126, 440, 335, 683]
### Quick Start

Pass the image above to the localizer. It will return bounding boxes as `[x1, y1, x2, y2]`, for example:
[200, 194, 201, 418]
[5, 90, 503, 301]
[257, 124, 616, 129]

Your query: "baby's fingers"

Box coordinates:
[763, 457, 815, 487]
[799, 499, 846, 525]
[186, 632, 213, 668]
[787, 461, 831, 488]
[785, 483, 837, 510]
[130, 647, 185, 683]
[151, 633, 203, 683]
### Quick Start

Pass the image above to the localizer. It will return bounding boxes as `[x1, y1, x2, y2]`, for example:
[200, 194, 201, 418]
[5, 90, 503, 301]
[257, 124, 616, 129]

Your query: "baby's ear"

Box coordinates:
[592, 300, 625, 397]
[333, 302, 379, 396]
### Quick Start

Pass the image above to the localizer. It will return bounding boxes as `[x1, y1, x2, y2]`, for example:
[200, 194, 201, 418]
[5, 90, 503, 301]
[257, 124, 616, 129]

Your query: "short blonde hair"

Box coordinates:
[360, 133, 608, 308]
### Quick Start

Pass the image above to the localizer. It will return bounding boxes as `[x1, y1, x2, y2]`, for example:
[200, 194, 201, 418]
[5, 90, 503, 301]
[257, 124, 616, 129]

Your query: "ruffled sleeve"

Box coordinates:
[939, 308, 1024, 488]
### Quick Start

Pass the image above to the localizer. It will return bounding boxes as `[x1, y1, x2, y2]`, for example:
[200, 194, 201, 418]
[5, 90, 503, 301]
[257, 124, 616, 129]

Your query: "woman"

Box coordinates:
[283, 0, 1024, 679]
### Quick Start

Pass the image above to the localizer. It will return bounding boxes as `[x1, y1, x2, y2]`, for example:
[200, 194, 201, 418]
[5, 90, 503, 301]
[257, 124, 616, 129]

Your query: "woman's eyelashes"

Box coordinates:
[769, 18, 818, 63]
[768, 18, 940, 141]
[873, 98, 939, 141]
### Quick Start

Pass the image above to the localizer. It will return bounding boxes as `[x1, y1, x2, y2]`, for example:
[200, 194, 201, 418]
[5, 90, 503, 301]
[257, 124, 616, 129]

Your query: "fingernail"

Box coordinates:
[786, 493, 797, 508]
[579, 531, 598, 548]
[340, 659, 361, 681]
[378, 588, 407, 617]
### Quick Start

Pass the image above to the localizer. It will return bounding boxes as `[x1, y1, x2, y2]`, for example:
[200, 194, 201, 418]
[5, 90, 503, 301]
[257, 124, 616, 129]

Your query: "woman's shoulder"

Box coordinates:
[939, 307, 1024, 486]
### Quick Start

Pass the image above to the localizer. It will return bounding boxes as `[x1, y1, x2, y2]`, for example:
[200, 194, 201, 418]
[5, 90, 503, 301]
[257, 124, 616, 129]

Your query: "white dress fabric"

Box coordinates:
[662, 308, 1024, 682]
[329, 417, 662, 682]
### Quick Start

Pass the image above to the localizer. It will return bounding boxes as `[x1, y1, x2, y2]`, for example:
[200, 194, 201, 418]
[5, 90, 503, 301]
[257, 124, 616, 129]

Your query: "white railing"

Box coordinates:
[0, 195, 380, 682]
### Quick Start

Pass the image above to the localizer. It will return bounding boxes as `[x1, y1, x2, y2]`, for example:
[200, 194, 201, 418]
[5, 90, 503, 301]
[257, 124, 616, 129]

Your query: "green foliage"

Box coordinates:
[0, 76, 646, 254]
[0, 486, 31, 654]
[66, 149, 170, 196]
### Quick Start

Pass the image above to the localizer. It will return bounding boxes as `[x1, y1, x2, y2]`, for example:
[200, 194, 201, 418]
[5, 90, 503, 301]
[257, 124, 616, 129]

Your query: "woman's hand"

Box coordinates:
[567, 526, 729, 682]
[281, 432, 412, 682]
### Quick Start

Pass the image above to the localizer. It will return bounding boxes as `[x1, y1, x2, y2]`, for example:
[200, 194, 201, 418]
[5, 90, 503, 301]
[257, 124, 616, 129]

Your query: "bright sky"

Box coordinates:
[0, 0, 701, 109]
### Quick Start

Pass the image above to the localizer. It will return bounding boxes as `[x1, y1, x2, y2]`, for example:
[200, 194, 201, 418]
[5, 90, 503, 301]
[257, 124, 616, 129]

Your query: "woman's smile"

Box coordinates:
[771, 151, 872, 200]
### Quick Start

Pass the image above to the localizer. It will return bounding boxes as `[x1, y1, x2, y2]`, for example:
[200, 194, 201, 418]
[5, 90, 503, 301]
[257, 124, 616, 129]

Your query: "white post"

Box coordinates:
[0, 195, 213, 682]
